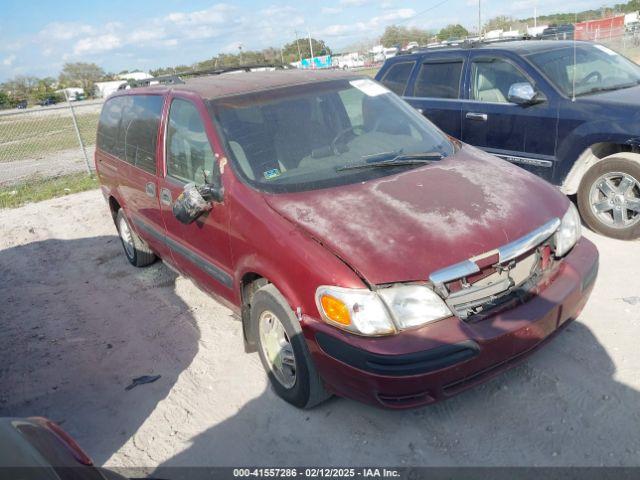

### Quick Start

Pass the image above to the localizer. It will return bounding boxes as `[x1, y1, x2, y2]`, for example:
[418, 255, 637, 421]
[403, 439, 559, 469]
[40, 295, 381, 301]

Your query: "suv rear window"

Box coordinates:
[414, 61, 463, 99]
[380, 61, 415, 95]
[97, 94, 163, 174]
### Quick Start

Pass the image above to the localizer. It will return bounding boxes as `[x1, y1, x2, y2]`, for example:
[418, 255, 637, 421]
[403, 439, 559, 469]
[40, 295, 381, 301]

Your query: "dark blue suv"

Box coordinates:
[376, 40, 640, 239]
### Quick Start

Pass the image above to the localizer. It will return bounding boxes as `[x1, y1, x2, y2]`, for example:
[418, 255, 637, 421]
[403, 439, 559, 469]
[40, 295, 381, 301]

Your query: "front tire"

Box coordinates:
[252, 284, 330, 409]
[115, 209, 156, 267]
[577, 157, 640, 240]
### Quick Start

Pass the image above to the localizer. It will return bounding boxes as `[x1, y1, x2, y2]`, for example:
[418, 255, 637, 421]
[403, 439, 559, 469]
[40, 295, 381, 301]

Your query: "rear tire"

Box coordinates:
[577, 157, 640, 240]
[115, 209, 156, 267]
[252, 284, 330, 409]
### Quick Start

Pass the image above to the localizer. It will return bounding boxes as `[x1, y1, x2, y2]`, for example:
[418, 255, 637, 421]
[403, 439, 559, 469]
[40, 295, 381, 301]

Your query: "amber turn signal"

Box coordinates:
[320, 294, 351, 326]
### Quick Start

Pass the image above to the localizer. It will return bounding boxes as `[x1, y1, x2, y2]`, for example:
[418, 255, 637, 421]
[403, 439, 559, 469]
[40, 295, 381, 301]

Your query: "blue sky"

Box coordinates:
[0, 0, 606, 80]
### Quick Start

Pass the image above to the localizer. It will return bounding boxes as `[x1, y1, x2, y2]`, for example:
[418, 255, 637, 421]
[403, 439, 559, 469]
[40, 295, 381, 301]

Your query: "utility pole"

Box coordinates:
[294, 30, 302, 62]
[238, 44, 243, 65]
[478, 0, 482, 38]
[308, 30, 315, 68]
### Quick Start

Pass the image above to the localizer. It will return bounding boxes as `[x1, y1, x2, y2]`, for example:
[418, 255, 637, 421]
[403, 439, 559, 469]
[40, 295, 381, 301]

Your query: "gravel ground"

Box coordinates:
[0, 189, 639, 472]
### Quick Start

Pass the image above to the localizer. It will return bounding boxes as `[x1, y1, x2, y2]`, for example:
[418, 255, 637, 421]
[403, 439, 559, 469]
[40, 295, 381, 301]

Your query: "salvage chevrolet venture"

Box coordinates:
[95, 70, 598, 409]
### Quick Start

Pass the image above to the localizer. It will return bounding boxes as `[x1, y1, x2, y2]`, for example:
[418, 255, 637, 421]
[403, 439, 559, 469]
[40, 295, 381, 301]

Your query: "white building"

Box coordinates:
[117, 71, 153, 82]
[95, 80, 127, 98]
[55, 87, 85, 101]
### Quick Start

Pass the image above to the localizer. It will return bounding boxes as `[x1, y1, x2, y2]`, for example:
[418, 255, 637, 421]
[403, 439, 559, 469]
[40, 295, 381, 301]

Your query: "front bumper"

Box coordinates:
[302, 238, 599, 408]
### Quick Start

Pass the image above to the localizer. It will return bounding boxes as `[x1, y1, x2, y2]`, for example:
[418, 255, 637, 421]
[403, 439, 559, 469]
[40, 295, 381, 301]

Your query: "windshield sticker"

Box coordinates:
[263, 168, 282, 180]
[350, 79, 390, 97]
[593, 44, 618, 56]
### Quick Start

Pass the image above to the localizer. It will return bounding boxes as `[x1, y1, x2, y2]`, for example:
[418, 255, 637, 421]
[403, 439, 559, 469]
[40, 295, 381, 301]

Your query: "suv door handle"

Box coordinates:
[466, 112, 488, 122]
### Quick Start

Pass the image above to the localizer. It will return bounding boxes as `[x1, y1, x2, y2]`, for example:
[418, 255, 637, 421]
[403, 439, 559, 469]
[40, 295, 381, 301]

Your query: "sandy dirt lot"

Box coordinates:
[1, 189, 639, 473]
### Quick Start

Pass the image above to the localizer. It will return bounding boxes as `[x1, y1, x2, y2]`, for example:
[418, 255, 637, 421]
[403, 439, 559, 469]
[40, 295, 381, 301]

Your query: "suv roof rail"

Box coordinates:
[128, 64, 291, 88]
[402, 35, 535, 54]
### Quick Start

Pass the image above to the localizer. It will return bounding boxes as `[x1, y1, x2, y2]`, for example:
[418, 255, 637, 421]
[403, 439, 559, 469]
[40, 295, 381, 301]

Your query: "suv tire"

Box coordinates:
[115, 209, 156, 267]
[252, 284, 330, 409]
[577, 157, 640, 240]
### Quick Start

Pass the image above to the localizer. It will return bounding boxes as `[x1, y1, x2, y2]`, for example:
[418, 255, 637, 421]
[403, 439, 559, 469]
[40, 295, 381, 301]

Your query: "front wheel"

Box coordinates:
[252, 284, 330, 409]
[577, 157, 640, 240]
[115, 209, 157, 267]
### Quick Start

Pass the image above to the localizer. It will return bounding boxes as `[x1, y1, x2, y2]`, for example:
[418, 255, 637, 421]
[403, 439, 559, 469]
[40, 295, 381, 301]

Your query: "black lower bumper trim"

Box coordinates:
[316, 332, 480, 377]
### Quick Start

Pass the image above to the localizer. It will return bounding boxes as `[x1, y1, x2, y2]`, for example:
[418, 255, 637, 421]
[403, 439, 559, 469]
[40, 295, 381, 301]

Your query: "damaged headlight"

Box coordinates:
[554, 202, 582, 257]
[315, 284, 451, 336]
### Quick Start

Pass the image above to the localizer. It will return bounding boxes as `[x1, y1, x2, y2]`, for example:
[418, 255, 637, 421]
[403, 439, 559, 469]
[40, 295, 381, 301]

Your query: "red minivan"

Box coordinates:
[95, 69, 598, 409]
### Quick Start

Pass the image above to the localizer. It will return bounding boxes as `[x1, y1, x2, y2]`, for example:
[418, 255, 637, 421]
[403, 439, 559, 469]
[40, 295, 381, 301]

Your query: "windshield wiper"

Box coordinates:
[575, 80, 640, 97]
[336, 152, 444, 171]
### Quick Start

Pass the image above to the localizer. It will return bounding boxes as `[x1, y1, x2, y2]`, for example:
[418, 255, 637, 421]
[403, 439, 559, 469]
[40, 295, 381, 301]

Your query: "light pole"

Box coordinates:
[478, 0, 482, 38]
[307, 30, 315, 68]
[294, 30, 302, 62]
[238, 44, 243, 65]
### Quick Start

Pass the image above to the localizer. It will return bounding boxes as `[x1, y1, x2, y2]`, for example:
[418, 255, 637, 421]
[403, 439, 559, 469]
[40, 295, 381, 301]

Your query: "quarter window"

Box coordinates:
[470, 58, 530, 103]
[414, 61, 463, 99]
[166, 99, 216, 185]
[380, 62, 415, 95]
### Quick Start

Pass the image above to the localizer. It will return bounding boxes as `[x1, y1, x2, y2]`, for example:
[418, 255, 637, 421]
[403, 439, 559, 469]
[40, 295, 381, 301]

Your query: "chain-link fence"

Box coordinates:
[0, 99, 102, 186]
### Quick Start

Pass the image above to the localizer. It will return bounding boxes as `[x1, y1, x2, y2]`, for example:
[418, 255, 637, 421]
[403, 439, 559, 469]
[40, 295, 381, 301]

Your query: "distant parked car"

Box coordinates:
[0, 417, 128, 479]
[95, 69, 597, 409]
[16, 100, 27, 109]
[39, 97, 58, 106]
[376, 40, 640, 239]
[541, 24, 575, 40]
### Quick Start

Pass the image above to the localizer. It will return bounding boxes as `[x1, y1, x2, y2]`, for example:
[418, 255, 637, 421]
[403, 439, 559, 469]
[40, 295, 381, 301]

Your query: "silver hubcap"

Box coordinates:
[118, 215, 135, 259]
[258, 310, 296, 389]
[589, 172, 640, 229]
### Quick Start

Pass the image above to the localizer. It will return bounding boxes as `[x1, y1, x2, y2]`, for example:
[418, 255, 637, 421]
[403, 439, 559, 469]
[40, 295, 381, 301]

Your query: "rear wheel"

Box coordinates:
[115, 209, 156, 267]
[577, 157, 640, 240]
[252, 284, 330, 409]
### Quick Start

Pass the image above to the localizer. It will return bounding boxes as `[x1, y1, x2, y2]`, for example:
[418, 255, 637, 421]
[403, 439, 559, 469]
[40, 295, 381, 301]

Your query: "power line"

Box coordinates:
[392, 0, 450, 25]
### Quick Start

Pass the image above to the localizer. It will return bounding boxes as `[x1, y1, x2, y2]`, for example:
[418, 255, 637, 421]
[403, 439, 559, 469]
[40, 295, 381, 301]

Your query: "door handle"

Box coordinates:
[145, 182, 156, 198]
[160, 188, 172, 206]
[466, 112, 488, 122]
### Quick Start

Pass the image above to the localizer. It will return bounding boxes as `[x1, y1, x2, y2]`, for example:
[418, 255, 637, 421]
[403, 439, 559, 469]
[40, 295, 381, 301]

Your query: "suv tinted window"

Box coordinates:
[167, 98, 216, 185]
[97, 94, 163, 173]
[414, 61, 463, 99]
[470, 58, 529, 103]
[380, 61, 415, 95]
[121, 95, 163, 173]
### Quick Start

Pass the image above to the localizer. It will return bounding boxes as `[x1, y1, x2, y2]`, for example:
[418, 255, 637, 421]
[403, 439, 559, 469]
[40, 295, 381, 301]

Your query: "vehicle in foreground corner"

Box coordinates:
[95, 69, 598, 409]
[0, 417, 128, 480]
[376, 40, 640, 239]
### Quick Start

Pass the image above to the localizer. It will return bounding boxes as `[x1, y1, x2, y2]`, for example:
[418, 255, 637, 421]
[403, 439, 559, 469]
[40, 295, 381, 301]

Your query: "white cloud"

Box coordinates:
[2, 54, 16, 66]
[321, 6, 343, 14]
[340, 0, 369, 6]
[38, 22, 94, 41]
[320, 7, 415, 37]
[74, 33, 122, 54]
[165, 4, 235, 26]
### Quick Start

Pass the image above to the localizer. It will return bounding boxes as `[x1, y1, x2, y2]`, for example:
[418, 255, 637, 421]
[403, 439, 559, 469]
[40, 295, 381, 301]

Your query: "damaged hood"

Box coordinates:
[265, 145, 569, 286]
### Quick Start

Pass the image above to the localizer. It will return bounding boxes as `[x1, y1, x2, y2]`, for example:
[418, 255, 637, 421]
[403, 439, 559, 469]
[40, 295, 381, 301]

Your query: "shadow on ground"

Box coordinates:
[153, 320, 640, 472]
[0, 235, 200, 465]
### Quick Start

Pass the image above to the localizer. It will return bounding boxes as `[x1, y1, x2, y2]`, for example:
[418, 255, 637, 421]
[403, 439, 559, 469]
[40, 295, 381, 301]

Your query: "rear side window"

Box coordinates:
[97, 96, 126, 158]
[121, 95, 164, 173]
[380, 61, 415, 95]
[414, 61, 463, 99]
[96, 94, 163, 174]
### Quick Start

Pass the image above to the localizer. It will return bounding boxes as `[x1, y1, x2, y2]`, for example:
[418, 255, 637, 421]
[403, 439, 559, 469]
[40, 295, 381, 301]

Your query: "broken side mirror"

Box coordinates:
[172, 182, 222, 224]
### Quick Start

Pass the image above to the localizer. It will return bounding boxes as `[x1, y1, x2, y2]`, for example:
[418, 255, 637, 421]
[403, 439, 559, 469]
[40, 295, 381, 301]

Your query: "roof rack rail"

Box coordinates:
[128, 64, 291, 88]
[402, 35, 535, 54]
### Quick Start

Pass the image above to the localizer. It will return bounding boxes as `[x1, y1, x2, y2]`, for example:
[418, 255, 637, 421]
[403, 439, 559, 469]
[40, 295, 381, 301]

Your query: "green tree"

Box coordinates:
[380, 25, 434, 47]
[436, 24, 469, 41]
[58, 62, 105, 97]
[0, 90, 9, 108]
[281, 38, 331, 62]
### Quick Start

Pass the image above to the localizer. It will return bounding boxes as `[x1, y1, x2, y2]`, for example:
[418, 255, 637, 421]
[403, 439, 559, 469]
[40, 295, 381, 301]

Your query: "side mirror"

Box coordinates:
[508, 82, 539, 105]
[172, 182, 222, 224]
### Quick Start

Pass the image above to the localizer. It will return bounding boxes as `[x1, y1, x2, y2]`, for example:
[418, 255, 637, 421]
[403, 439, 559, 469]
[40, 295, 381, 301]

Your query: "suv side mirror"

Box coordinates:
[173, 183, 219, 224]
[508, 82, 539, 105]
